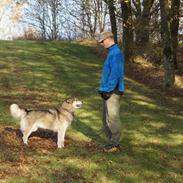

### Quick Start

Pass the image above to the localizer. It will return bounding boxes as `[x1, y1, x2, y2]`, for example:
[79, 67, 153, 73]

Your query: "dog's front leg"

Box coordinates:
[22, 127, 33, 145]
[57, 130, 64, 148]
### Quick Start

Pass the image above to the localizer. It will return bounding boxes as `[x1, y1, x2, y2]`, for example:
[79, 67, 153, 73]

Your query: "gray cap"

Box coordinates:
[96, 31, 114, 42]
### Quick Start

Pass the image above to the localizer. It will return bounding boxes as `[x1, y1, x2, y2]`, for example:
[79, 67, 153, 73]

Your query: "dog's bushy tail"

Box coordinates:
[10, 104, 26, 119]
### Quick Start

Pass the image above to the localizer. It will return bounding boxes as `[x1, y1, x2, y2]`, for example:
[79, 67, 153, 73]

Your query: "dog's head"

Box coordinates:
[61, 98, 82, 112]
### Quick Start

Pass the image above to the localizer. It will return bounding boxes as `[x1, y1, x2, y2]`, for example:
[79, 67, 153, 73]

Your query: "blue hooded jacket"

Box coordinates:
[99, 44, 124, 93]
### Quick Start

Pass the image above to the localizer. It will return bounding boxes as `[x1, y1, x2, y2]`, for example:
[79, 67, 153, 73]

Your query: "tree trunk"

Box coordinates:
[50, 0, 60, 40]
[105, 0, 118, 43]
[160, 0, 175, 87]
[120, 0, 133, 62]
[134, 0, 155, 47]
[170, 0, 180, 69]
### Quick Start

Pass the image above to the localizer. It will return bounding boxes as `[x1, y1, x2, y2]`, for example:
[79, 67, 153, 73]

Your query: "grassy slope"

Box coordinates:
[0, 40, 183, 183]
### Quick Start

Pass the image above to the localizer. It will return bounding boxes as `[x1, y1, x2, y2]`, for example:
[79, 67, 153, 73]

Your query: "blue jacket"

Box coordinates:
[99, 44, 124, 93]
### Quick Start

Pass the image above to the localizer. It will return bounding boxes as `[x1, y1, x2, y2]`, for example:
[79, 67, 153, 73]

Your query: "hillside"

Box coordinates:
[0, 40, 183, 183]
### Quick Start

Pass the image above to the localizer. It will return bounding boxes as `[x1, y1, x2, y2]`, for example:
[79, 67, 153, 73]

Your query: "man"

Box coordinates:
[96, 31, 124, 152]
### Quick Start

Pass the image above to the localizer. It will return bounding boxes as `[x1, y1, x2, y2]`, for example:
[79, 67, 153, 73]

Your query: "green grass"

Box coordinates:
[0, 40, 183, 183]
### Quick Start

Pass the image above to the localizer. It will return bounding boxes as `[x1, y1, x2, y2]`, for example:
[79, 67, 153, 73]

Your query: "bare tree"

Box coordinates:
[131, 0, 155, 47]
[103, 0, 118, 42]
[62, 0, 109, 39]
[170, 0, 180, 69]
[159, 0, 174, 87]
[0, 0, 26, 39]
[0, 0, 25, 23]
[0, 0, 11, 22]
[120, 0, 133, 62]
[25, 0, 62, 40]
[96, 0, 108, 32]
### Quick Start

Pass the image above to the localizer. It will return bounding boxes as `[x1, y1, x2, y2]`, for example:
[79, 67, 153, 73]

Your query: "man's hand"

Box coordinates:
[99, 92, 111, 100]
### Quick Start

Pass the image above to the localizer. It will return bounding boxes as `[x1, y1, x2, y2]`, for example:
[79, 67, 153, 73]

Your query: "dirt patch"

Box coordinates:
[0, 126, 82, 155]
[0, 126, 98, 180]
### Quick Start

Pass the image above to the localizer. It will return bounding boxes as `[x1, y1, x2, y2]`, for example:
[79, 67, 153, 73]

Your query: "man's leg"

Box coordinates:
[106, 93, 121, 145]
[102, 99, 112, 140]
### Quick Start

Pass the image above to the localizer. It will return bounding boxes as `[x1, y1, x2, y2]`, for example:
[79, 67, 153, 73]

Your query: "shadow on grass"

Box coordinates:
[121, 135, 183, 183]
[72, 119, 105, 144]
[123, 78, 183, 136]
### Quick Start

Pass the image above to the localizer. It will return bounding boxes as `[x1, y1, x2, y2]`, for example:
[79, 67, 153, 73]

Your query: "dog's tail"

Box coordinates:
[10, 104, 27, 119]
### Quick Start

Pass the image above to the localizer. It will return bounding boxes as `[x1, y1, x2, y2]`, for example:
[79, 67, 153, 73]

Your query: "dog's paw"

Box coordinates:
[57, 144, 64, 148]
[22, 137, 28, 145]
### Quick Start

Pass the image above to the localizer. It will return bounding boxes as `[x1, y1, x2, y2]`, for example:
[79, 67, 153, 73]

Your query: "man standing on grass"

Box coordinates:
[96, 31, 125, 152]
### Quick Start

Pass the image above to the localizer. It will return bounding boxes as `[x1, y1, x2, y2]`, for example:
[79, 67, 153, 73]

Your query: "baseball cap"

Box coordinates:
[96, 31, 114, 43]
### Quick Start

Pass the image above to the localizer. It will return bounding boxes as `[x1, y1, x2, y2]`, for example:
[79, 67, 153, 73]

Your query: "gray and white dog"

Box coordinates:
[10, 98, 82, 148]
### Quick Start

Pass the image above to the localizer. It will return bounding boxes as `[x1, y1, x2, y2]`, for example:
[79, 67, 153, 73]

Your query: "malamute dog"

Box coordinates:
[10, 98, 82, 148]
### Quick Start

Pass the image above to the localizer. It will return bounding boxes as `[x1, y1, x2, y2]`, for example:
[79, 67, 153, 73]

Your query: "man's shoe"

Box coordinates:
[103, 144, 121, 152]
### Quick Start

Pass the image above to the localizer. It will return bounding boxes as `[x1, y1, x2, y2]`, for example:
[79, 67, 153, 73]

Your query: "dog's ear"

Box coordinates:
[65, 98, 73, 103]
